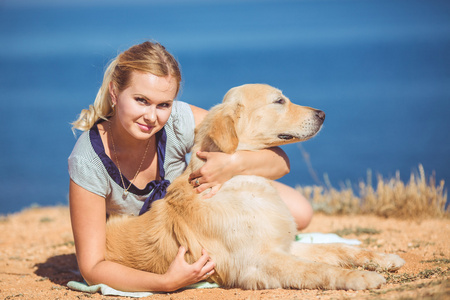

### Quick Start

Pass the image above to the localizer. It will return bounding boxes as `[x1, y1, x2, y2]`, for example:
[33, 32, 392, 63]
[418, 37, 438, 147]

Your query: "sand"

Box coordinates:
[1, 206, 449, 299]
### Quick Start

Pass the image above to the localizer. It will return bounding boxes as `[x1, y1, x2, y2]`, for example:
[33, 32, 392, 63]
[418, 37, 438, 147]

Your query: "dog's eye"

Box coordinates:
[274, 98, 285, 104]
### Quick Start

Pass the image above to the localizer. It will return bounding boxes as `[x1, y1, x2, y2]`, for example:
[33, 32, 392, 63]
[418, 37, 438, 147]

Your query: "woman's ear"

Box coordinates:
[109, 82, 117, 105]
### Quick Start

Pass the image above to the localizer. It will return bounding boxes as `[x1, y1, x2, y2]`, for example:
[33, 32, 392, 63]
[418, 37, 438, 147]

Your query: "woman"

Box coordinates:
[68, 41, 312, 292]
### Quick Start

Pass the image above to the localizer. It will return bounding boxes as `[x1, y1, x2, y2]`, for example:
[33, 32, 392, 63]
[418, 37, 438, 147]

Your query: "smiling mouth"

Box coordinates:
[138, 123, 154, 131]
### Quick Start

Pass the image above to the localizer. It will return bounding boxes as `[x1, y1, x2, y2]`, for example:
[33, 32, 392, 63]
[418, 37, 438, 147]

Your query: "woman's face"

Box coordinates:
[110, 71, 177, 141]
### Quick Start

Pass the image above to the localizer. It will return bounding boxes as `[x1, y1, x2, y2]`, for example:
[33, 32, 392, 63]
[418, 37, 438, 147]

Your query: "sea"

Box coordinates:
[1, 0, 449, 214]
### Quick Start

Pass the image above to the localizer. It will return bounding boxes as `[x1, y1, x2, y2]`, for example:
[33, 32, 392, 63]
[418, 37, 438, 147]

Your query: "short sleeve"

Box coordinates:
[162, 101, 196, 182]
[170, 101, 196, 153]
[68, 133, 110, 198]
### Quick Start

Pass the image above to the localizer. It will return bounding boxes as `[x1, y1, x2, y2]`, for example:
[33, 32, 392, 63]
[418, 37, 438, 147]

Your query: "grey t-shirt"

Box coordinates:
[68, 101, 195, 216]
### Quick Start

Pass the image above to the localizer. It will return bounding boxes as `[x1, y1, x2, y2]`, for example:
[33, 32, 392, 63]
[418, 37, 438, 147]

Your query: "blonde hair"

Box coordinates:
[71, 41, 182, 132]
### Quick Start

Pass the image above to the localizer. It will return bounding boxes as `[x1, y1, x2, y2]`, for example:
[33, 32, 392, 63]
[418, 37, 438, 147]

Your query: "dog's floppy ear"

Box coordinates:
[206, 110, 239, 154]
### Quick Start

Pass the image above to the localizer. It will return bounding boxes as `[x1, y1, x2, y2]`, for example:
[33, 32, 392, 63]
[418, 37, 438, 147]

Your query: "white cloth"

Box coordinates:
[295, 233, 361, 245]
[67, 280, 219, 298]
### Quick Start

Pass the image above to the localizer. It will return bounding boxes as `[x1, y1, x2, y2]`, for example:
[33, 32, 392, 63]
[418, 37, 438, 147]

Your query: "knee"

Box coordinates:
[273, 181, 314, 231]
[292, 199, 313, 231]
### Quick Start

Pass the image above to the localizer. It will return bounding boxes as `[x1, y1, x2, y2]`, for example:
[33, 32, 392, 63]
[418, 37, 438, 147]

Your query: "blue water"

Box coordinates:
[1, 0, 449, 214]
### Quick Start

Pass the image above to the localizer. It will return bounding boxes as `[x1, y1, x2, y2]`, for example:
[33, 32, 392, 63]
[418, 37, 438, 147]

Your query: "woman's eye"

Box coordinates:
[158, 102, 172, 109]
[135, 97, 148, 104]
[274, 98, 285, 104]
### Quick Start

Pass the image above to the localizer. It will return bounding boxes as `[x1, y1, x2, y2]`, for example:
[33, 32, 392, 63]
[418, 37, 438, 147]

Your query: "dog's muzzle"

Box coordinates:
[277, 109, 325, 141]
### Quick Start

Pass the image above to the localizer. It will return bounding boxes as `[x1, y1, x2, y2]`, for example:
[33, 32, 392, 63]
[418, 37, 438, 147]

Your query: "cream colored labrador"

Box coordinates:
[106, 84, 404, 290]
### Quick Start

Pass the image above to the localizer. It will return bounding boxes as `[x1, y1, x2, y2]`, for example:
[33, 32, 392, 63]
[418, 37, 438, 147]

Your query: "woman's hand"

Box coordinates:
[162, 247, 215, 292]
[189, 151, 239, 198]
[189, 148, 290, 199]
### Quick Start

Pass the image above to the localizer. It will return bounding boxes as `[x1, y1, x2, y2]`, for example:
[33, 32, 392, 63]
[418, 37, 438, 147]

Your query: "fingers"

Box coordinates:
[178, 247, 215, 273]
[175, 246, 187, 262]
[190, 177, 201, 188]
[202, 266, 215, 279]
[164, 246, 215, 290]
[201, 185, 221, 199]
[197, 249, 215, 278]
[193, 181, 221, 196]
[195, 248, 211, 265]
[188, 175, 222, 196]
[195, 181, 210, 193]
[189, 175, 211, 192]
[190, 177, 208, 192]
[189, 171, 204, 189]
[177, 246, 187, 256]
[188, 151, 210, 182]
[188, 150, 225, 195]
[189, 170, 201, 182]
[188, 151, 208, 180]
[195, 151, 208, 160]
[182, 247, 215, 280]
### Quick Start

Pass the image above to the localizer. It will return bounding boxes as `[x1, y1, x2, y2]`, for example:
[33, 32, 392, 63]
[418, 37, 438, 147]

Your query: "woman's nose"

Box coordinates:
[144, 106, 157, 123]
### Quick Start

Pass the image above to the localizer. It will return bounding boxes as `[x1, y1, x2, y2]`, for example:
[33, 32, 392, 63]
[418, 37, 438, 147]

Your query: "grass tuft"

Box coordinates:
[296, 164, 448, 219]
[421, 258, 450, 265]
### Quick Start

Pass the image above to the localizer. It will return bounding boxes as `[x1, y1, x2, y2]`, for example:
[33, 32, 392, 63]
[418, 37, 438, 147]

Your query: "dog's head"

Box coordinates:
[197, 84, 325, 153]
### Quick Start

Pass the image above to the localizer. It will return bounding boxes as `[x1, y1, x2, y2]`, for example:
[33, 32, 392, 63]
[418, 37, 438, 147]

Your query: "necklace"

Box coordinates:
[108, 121, 151, 198]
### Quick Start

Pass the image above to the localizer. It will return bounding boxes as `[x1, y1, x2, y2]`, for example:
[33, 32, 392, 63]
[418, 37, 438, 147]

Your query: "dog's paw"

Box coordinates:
[364, 253, 405, 272]
[381, 254, 405, 271]
[342, 270, 386, 290]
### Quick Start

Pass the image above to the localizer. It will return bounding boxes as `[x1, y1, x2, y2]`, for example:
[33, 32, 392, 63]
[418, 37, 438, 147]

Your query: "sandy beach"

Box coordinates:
[1, 206, 448, 299]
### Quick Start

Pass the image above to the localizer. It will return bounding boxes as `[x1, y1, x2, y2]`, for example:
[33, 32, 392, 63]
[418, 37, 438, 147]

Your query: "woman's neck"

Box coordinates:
[107, 117, 153, 152]
[99, 119, 159, 187]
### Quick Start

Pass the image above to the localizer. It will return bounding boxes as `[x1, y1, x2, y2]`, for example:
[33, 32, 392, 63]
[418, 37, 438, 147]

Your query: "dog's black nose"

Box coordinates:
[315, 110, 325, 121]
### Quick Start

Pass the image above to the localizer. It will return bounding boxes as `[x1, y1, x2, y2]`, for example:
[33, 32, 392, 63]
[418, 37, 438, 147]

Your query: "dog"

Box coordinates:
[105, 84, 405, 290]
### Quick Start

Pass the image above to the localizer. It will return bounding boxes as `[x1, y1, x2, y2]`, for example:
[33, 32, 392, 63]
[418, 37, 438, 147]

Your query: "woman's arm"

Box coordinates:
[69, 180, 215, 292]
[188, 104, 290, 196]
[189, 148, 290, 196]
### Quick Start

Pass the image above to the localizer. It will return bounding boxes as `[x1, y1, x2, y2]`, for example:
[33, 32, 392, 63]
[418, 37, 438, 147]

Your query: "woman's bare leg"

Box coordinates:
[272, 181, 313, 230]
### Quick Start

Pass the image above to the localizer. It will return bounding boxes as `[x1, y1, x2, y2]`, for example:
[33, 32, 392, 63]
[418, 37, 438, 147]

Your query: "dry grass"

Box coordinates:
[296, 164, 448, 219]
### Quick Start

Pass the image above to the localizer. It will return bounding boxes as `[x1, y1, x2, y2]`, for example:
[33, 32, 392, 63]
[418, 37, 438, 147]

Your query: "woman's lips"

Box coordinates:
[137, 123, 154, 132]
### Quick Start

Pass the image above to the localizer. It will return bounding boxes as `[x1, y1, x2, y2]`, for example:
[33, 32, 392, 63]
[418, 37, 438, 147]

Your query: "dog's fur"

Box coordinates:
[106, 84, 405, 290]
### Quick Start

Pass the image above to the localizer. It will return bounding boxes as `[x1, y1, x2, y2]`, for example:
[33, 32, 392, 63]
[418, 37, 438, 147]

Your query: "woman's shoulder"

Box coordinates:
[69, 129, 97, 162]
[166, 101, 196, 137]
[171, 100, 194, 120]
[68, 127, 111, 198]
